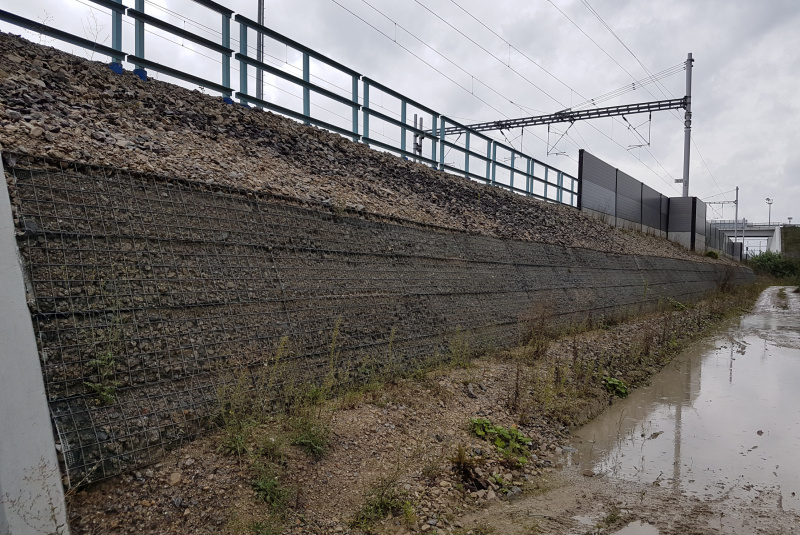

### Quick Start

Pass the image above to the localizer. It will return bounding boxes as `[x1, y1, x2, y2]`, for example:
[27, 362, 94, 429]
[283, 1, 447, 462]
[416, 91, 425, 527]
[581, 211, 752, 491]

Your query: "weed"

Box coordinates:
[84, 315, 123, 405]
[350, 475, 409, 529]
[450, 444, 483, 481]
[602, 376, 629, 398]
[705, 250, 720, 259]
[470, 418, 532, 467]
[257, 435, 287, 465]
[667, 297, 687, 311]
[251, 464, 292, 512]
[249, 519, 282, 535]
[289, 409, 330, 460]
[449, 327, 472, 368]
[421, 451, 445, 481]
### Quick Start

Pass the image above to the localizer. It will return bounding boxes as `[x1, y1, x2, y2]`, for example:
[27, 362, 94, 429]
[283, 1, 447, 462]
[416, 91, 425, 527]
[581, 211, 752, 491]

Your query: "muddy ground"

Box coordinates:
[64, 283, 800, 535]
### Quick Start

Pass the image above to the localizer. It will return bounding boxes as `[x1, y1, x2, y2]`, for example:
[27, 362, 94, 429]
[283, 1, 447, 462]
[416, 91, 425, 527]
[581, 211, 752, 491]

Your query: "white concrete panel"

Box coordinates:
[0, 157, 70, 535]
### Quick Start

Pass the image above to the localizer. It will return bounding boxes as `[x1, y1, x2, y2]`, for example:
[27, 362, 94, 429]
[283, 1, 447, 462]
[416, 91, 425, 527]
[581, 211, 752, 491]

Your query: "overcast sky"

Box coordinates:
[2, 0, 799, 225]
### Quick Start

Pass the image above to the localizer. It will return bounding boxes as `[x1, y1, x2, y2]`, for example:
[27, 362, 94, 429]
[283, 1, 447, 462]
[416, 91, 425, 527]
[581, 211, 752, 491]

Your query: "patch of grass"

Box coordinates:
[248, 520, 282, 535]
[289, 409, 330, 460]
[251, 464, 292, 511]
[350, 475, 410, 530]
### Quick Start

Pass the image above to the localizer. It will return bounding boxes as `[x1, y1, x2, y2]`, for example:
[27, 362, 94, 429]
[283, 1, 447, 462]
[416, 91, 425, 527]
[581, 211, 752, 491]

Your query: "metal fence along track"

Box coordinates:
[0, 4, 578, 206]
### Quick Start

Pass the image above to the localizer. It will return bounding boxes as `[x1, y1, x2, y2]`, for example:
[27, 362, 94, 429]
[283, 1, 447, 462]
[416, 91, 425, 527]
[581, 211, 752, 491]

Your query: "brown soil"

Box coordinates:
[64, 285, 791, 535]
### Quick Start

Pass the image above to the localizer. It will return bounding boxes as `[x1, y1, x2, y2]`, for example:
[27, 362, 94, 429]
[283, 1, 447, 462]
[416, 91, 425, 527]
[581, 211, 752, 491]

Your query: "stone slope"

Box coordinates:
[1, 31, 710, 261]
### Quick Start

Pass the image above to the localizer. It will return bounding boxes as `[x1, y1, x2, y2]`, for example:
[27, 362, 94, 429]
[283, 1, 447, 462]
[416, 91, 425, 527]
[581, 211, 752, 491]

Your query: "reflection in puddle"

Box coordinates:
[571, 287, 800, 513]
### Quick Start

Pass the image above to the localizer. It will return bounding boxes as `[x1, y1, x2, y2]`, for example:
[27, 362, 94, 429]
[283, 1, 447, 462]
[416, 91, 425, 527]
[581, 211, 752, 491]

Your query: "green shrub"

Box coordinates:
[705, 250, 720, 259]
[749, 251, 800, 278]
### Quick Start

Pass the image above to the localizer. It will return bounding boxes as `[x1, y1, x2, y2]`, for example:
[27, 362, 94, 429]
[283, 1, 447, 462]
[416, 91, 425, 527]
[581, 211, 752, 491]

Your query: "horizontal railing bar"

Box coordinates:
[86, 0, 126, 14]
[362, 137, 439, 167]
[189, 0, 234, 16]
[234, 14, 361, 78]
[236, 92, 358, 139]
[234, 53, 356, 108]
[0, 9, 125, 60]
[362, 77, 438, 117]
[442, 163, 552, 200]
[127, 9, 233, 56]
[127, 55, 231, 95]
[362, 107, 426, 135]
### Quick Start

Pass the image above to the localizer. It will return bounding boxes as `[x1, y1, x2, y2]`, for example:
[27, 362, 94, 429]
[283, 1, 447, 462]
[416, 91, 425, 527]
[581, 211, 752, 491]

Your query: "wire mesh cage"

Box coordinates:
[2, 152, 750, 487]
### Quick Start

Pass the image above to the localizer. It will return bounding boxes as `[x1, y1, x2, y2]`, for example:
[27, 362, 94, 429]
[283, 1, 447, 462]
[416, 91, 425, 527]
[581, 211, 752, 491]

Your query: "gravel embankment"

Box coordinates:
[1, 31, 715, 261]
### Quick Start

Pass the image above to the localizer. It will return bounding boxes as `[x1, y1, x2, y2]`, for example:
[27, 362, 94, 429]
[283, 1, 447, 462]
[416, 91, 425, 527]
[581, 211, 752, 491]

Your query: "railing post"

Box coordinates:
[362, 81, 370, 145]
[134, 0, 144, 69]
[221, 13, 231, 94]
[557, 171, 564, 204]
[464, 131, 470, 177]
[430, 115, 438, 166]
[486, 140, 492, 182]
[238, 22, 248, 99]
[510, 151, 516, 191]
[544, 167, 549, 199]
[111, 0, 122, 63]
[491, 143, 497, 185]
[302, 52, 310, 121]
[400, 101, 407, 154]
[439, 117, 446, 170]
[526, 158, 532, 195]
[351, 75, 359, 141]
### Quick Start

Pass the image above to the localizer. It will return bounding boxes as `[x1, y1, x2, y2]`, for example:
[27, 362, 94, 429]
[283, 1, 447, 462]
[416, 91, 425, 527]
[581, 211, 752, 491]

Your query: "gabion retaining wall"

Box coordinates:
[3, 154, 753, 487]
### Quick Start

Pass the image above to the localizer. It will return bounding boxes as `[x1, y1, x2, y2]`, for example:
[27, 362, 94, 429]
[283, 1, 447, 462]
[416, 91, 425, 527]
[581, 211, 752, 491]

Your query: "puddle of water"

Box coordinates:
[571, 287, 800, 513]
[611, 520, 660, 534]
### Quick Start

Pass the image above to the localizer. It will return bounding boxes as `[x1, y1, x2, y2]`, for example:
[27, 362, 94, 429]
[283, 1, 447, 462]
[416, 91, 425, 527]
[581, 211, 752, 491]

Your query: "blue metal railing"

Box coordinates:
[0, 4, 579, 207]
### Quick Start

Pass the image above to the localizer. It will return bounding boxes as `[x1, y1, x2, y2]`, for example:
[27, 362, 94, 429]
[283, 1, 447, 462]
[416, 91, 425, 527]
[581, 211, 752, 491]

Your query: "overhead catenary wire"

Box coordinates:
[572, 0, 726, 197]
[417, 0, 680, 192]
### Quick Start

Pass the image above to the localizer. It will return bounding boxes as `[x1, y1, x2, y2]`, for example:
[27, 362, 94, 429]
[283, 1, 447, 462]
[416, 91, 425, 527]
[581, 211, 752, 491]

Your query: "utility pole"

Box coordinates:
[682, 53, 693, 197]
[256, 0, 264, 101]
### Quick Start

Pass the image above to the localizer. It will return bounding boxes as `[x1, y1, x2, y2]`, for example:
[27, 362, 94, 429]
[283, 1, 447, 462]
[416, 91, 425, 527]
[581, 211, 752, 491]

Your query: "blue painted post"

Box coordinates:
[111, 0, 122, 64]
[362, 81, 370, 145]
[238, 22, 248, 99]
[302, 53, 310, 121]
[464, 131, 470, 176]
[134, 0, 144, 69]
[400, 101, 407, 154]
[510, 151, 516, 191]
[431, 115, 438, 166]
[351, 75, 359, 140]
[557, 171, 564, 204]
[221, 14, 231, 94]
[491, 143, 497, 185]
[439, 117, 445, 170]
